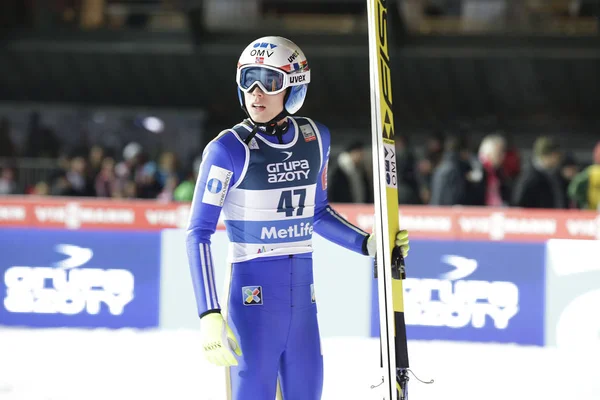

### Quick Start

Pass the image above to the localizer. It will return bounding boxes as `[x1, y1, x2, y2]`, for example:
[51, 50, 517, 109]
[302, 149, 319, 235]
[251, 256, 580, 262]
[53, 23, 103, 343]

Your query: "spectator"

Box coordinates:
[50, 175, 73, 196]
[88, 145, 105, 180]
[500, 132, 522, 192]
[416, 131, 445, 203]
[114, 141, 144, 196]
[157, 151, 179, 187]
[174, 155, 202, 202]
[328, 141, 373, 204]
[122, 180, 138, 199]
[512, 136, 565, 208]
[66, 155, 95, 197]
[396, 134, 421, 204]
[95, 156, 117, 197]
[430, 134, 483, 205]
[568, 141, 600, 210]
[558, 152, 580, 208]
[31, 181, 50, 196]
[478, 133, 509, 206]
[0, 167, 17, 195]
[47, 154, 73, 196]
[137, 161, 162, 199]
[424, 131, 445, 168]
[157, 175, 179, 203]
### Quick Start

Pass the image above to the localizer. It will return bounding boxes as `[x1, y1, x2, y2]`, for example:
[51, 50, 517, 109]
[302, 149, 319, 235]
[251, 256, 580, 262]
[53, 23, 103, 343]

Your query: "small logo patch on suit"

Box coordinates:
[300, 125, 316, 142]
[242, 286, 263, 305]
[202, 165, 233, 207]
[311, 283, 316, 303]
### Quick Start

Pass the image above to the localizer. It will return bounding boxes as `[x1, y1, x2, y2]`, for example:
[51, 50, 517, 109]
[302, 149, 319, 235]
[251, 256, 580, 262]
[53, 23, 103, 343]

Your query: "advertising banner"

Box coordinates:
[371, 240, 546, 345]
[0, 228, 161, 329]
[0, 196, 598, 241]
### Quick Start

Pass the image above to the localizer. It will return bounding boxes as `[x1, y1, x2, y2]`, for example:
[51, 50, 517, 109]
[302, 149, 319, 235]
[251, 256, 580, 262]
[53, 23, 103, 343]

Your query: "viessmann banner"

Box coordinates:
[0, 196, 598, 241]
[371, 239, 547, 346]
[0, 228, 161, 329]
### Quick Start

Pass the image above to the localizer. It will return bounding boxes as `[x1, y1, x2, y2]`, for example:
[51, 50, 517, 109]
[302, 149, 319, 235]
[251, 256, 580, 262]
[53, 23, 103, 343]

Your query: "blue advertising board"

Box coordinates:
[371, 240, 546, 346]
[0, 228, 161, 329]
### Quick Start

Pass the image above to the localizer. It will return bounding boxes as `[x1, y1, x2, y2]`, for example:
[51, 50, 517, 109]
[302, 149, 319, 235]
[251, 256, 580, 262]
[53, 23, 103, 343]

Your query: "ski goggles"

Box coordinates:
[236, 65, 310, 95]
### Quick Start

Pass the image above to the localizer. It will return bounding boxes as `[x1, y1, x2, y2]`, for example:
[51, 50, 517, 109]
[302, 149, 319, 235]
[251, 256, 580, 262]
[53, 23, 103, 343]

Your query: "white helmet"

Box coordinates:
[236, 36, 310, 123]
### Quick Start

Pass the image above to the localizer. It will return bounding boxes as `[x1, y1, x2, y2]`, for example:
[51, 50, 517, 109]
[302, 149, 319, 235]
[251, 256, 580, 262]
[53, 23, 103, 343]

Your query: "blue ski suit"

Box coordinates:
[186, 117, 370, 400]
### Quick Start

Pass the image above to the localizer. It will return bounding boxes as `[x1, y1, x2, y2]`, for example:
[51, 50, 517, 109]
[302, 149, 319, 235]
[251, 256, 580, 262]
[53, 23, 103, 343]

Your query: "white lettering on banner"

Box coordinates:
[565, 216, 600, 239]
[145, 206, 190, 228]
[0, 206, 26, 221]
[260, 222, 313, 240]
[459, 212, 557, 240]
[355, 213, 452, 233]
[3, 245, 134, 316]
[34, 203, 134, 229]
[404, 255, 520, 329]
[266, 160, 310, 183]
[401, 215, 452, 233]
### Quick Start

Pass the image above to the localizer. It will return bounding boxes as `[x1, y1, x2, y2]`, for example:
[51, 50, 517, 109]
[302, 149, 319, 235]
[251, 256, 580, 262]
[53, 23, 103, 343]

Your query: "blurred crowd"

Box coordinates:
[1, 114, 600, 211]
[0, 116, 201, 203]
[328, 132, 600, 211]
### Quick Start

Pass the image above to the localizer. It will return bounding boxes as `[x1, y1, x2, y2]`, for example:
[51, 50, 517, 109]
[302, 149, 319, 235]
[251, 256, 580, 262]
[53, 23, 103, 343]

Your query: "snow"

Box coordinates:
[0, 328, 598, 400]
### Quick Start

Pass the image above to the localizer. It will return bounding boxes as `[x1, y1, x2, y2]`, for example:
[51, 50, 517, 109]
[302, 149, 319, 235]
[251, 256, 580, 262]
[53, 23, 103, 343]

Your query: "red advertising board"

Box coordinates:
[0, 196, 598, 241]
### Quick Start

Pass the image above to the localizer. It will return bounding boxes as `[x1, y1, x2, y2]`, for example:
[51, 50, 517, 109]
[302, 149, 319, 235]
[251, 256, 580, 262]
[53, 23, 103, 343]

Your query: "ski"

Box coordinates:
[366, 1, 410, 399]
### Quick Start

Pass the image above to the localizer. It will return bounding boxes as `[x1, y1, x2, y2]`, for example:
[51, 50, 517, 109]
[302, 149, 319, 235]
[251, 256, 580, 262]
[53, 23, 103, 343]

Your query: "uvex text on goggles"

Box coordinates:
[236, 65, 311, 95]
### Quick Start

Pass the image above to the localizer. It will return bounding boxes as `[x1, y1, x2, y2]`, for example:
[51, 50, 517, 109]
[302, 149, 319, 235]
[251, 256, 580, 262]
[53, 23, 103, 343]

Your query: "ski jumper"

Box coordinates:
[186, 116, 369, 400]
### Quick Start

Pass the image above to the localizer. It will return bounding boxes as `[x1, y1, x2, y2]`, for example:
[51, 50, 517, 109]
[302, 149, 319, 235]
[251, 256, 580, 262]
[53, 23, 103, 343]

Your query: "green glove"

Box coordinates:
[395, 229, 410, 258]
[367, 229, 410, 258]
[200, 312, 242, 366]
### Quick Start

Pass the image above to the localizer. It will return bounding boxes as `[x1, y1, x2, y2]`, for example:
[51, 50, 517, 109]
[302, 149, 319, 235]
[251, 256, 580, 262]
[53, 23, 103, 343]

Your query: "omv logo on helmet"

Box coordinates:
[250, 42, 278, 58]
[0, 228, 160, 329]
[253, 42, 278, 49]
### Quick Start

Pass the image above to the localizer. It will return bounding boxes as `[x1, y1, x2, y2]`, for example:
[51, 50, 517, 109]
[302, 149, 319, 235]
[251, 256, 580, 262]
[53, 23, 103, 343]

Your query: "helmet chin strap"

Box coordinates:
[240, 88, 291, 145]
